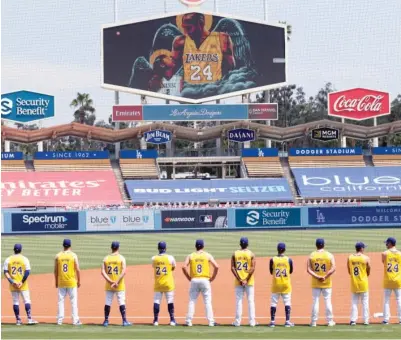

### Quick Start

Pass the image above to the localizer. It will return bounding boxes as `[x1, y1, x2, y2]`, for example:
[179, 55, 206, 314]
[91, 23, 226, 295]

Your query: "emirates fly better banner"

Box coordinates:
[1, 171, 123, 207]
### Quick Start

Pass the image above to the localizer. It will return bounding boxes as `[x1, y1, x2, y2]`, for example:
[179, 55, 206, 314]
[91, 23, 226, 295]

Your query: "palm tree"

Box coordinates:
[70, 93, 96, 125]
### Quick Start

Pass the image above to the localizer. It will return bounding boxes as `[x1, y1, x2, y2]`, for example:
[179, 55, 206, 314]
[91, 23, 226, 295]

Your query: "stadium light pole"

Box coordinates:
[214, 0, 222, 156]
[263, 0, 272, 148]
[113, 0, 121, 159]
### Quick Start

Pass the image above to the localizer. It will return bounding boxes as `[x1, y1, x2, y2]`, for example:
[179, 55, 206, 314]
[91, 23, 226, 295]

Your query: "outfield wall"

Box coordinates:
[2, 205, 401, 234]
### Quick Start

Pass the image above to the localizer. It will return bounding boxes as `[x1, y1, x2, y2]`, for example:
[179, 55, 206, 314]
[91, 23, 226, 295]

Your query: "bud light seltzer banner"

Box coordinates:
[328, 88, 390, 121]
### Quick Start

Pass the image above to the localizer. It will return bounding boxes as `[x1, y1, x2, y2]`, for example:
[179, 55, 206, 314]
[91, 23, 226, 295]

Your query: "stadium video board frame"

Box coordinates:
[101, 11, 287, 103]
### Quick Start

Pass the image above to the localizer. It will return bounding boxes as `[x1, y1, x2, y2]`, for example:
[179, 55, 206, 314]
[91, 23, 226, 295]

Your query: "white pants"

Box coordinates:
[311, 288, 334, 323]
[11, 291, 31, 305]
[383, 288, 401, 322]
[154, 291, 174, 304]
[271, 292, 292, 307]
[351, 292, 369, 323]
[186, 278, 214, 324]
[234, 285, 255, 326]
[105, 291, 126, 306]
[58, 288, 79, 324]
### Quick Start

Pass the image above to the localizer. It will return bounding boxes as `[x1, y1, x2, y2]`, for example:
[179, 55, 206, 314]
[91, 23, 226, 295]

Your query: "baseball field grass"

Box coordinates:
[2, 228, 401, 339]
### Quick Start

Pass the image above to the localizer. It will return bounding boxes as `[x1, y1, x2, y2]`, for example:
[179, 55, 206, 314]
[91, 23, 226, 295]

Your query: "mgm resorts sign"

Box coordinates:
[311, 127, 339, 142]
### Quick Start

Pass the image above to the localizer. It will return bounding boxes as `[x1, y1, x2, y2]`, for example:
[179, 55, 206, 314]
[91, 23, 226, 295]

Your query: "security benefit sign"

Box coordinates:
[161, 209, 227, 229]
[311, 127, 339, 142]
[102, 12, 286, 103]
[11, 212, 79, 232]
[235, 208, 301, 228]
[1, 90, 55, 123]
[144, 130, 172, 144]
[228, 128, 255, 142]
[309, 206, 401, 226]
[86, 210, 154, 231]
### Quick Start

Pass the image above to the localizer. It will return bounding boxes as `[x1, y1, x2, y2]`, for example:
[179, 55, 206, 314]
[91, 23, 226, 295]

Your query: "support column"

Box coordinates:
[373, 118, 379, 147]
[5, 140, 10, 152]
[243, 94, 251, 149]
[37, 141, 43, 152]
[264, 90, 272, 148]
[222, 163, 226, 179]
[216, 99, 222, 156]
[341, 118, 347, 147]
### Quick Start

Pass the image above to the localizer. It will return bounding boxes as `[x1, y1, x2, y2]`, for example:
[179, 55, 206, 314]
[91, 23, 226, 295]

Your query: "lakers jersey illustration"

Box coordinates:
[159, 74, 183, 96]
[183, 32, 223, 84]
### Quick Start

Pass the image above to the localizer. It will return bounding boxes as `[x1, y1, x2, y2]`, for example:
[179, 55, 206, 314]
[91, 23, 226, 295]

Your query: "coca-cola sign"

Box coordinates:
[328, 88, 390, 121]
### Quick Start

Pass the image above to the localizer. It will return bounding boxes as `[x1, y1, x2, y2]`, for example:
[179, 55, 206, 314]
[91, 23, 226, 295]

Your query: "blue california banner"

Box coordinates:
[125, 178, 293, 203]
[292, 167, 401, 198]
[120, 149, 158, 159]
[1, 152, 23, 160]
[241, 148, 279, 157]
[289, 147, 363, 156]
[34, 151, 109, 160]
[235, 208, 301, 228]
[372, 147, 401, 155]
[308, 206, 401, 225]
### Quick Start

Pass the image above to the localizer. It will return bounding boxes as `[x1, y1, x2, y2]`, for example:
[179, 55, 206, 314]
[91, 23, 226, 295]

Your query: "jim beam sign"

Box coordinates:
[311, 127, 339, 142]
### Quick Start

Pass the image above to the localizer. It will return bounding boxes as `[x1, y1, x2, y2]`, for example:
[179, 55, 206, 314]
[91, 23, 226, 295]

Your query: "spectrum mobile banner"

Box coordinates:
[86, 210, 154, 231]
[161, 209, 227, 229]
[235, 208, 301, 228]
[11, 212, 79, 232]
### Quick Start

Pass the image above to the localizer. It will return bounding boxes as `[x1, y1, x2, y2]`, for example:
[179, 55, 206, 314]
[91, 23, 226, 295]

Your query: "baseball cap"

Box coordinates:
[316, 238, 325, 247]
[240, 237, 249, 246]
[385, 237, 396, 246]
[63, 239, 71, 247]
[14, 244, 22, 252]
[277, 242, 286, 251]
[111, 241, 120, 249]
[158, 241, 167, 250]
[195, 239, 204, 249]
[355, 242, 366, 249]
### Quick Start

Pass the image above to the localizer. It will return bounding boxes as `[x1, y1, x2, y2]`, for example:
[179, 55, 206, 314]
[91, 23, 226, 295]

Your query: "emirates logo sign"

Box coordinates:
[328, 88, 390, 121]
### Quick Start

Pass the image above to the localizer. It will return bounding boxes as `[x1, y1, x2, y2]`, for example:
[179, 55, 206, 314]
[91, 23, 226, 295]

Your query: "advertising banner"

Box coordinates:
[289, 147, 362, 157]
[1, 171, 123, 207]
[328, 88, 390, 121]
[144, 130, 172, 144]
[311, 127, 339, 142]
[11, 212, 79, 232]
[1, 90, 55, 124]
[161, 209, 227, 229]
[372, 147, 401, 155]
[125, 178, 293, 203]
[292, 167, 401, 198]
[309, 206, 401, 226]
[120, 149, 158, 159]
[241, 148, 279, 157]
[235, 208, 301, 228]
[1, 152, 23, 160]
[228, 128, 255, 142]
[102, 12, 286, 103]
[34, 151, 109, 160]
[112, 105, 143, 121]
[86, 210, 154, 231]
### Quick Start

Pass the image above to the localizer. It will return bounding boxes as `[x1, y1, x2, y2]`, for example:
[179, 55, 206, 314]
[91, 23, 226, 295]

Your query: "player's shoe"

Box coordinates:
[16, 319, 22, 326]
[349, 321, 356, 326]
[102, 320, 109, 327]
[231, 322, 240, 327]
[310, 322, 317, 327]
[249, 322, 258, 327]
[153, 321, 159, 326]
[382, 321, 389, 325]
[73, 320, 82, 326]
[27, 319, 38, 325]
[363, 321, 369, 325]
[185, 321, 192, 327]
[57, 321, 63, 326]
[269, 321, 275, 328]
[169, 320, 177, 326]
[327, 321, 336, 327]
[285, 321, 295, 327]
[122, 320, 132, 327]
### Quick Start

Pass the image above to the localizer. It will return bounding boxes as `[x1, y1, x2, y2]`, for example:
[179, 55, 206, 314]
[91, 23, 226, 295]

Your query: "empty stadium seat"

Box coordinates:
[242, 157, 284, 177]
[1, 160, 27, 172]
[33, 159, 112, 171]
[289, 155, 365, 168]
[120, 158, 158, 179]
[373, 154, 401, 167]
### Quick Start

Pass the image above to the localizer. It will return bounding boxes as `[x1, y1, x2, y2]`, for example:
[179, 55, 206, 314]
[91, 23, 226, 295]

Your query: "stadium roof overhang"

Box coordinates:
[2, 119, 401, 144]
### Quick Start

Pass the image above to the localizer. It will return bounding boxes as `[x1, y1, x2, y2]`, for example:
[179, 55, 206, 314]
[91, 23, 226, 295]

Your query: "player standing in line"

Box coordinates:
[269, 242, 294, 327]
[101, 241, 131, 327]
[307, 238, 336, 327]
[3, 244, 38, 325]
[54, 239, 81, 325]
[231, 237, 256, 327]
[152, 241, 177, 326]
[347, 242, 370, 326]
[382, 237, 401, 325]
[182, 239, 219, 327]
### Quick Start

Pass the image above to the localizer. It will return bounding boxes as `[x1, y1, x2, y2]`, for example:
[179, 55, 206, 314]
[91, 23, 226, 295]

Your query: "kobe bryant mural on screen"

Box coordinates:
[128, 13, 260, 99]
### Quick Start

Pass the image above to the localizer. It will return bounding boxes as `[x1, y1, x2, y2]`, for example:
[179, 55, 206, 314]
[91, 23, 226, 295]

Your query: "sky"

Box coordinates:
[1, 0, 401, 126]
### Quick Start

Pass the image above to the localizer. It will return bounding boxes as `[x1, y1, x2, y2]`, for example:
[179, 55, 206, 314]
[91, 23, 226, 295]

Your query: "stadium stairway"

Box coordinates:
[281, 157, 299, 203]
[25, 160, 35, 172]
[111, 159, 130, 203]
[364, 154, 374, 166]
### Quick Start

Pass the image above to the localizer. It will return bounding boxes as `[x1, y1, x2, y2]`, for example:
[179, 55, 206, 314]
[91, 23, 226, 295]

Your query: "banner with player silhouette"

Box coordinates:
[102, 12, 287, 103]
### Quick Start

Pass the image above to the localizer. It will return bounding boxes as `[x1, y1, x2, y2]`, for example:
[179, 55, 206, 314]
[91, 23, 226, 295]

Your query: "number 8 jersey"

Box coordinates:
[234, 249, 254, 286]
[348, 254, 369, 293]
[103, 253, 126, 291]
[152, 254, 176, 292]
[55, 250, 78, 288]
[383, 249, 401, 289]
[189, 251, 212, 279]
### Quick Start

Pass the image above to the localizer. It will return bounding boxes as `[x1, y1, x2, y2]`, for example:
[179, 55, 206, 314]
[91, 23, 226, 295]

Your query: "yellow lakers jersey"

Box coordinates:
[383, 249, 401, 289]
[348, 254, 369, 293]
[104, 253, 126, 291]
[189, 251, 211, 279]
[271, 256, 292, 293]
[310, 250, 333, 288]
[56, 251, 78, 288]
[4, 255, 30, 292]
[183, 32, 223, 84]
[234, 249, 254, 286]
[152, 254, 175, 292]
